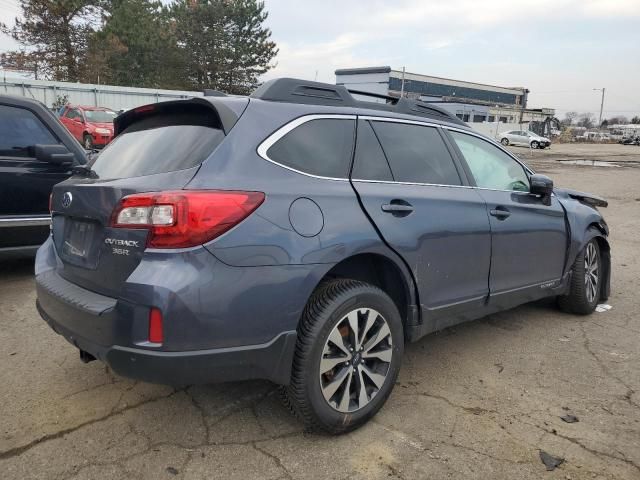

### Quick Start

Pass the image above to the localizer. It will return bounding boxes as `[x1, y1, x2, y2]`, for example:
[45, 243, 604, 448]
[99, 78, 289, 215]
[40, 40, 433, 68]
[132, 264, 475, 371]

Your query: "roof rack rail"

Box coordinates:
[250, 78, 465, 126]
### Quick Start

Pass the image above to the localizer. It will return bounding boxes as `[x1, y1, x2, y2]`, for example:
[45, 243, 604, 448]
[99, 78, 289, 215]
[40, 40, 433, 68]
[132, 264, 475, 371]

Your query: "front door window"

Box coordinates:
[449, 132, 529, 191]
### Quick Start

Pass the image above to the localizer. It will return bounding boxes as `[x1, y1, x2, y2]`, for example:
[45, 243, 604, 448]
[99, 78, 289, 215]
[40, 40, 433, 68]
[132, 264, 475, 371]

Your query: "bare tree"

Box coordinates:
[562, 111, 577, 126]
[608, 116, 629, 125]
[576, 112, 595, 129]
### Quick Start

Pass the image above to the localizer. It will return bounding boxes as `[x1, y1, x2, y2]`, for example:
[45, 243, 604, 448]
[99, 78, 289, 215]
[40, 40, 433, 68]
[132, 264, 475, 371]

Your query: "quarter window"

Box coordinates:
[371, 122, 462, 185]
[266, 118, 355, 178]
[450, 131, 530, 192]
[0, 105, 59, 158]
[351, 120, 393, 181]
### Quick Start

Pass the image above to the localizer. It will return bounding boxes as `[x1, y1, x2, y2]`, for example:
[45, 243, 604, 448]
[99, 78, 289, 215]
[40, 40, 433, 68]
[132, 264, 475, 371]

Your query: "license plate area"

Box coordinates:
[59, 218, 101, 269]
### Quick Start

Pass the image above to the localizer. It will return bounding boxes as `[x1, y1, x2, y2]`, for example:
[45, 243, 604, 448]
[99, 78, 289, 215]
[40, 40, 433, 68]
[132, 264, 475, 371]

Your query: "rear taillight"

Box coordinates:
[110, 190, 265, 248]
[148, 308, 163, 344]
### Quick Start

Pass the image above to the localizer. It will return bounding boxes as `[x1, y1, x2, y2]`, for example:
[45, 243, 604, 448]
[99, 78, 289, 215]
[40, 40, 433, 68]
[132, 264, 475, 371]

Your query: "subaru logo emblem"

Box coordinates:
[62, 192, 73, 208]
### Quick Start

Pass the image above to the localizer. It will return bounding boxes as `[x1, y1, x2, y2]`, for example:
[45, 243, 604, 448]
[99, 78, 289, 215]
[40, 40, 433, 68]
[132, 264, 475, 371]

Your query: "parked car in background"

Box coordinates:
[58, 105, 117, 149]
[0, 95, 87, 257]
[36, 79, 610, 434]
[576, 131, 611, 142]
[619, 136, 640, 145]
[500, 130, 551, 149]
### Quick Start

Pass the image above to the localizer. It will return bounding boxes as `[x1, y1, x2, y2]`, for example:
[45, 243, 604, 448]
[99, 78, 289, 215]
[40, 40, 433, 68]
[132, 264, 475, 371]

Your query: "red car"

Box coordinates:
[58, 105, 117, 149]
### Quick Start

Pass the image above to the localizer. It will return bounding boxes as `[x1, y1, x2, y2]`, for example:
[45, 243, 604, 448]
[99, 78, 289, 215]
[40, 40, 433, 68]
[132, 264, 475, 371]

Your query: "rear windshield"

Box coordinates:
[89, 106, 224, 179]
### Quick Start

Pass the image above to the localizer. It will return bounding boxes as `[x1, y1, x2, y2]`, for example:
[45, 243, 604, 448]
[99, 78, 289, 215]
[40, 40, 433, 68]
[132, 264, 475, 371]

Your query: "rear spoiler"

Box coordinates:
[114, 97, 248, 137]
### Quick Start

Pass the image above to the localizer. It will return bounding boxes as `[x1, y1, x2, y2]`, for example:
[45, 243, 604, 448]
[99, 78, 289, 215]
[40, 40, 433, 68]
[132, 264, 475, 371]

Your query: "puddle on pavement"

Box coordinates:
[558, 159, 621, 167]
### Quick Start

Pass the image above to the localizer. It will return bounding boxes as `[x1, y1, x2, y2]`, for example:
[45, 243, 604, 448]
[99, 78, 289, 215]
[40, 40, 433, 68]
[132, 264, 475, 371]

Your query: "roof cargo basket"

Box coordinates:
[251, 78, 465, 126]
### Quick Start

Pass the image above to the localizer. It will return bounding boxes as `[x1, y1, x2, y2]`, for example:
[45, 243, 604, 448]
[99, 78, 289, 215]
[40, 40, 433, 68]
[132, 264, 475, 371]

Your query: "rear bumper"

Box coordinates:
[37, 298, 296, 385]
[34, 245, 301, 385]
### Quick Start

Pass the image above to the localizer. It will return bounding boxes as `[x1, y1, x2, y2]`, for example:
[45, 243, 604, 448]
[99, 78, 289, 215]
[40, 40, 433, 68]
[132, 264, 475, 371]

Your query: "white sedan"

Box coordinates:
[500, 130, 551, 149]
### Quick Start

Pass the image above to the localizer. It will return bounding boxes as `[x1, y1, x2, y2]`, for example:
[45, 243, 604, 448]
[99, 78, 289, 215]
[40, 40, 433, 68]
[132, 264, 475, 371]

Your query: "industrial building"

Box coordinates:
[335, 66, 555, 129]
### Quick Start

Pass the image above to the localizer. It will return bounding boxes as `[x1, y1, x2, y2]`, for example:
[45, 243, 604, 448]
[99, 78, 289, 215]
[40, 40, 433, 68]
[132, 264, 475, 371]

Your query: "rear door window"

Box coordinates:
[65, 109, 81, 120]
[371, 121, 462, 185]
[266, 118, 355, 178]
[351, 120, 393, 181]
[89, 105, 225, 179]
[0, 105, 60, 158]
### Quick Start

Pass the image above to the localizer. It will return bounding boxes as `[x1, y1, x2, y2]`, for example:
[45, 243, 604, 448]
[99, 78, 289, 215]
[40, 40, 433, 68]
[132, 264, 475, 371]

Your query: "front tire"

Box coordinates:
[283, 279, 404, 434]
[558, 239, 601, 314]
[501, 138, 509, 146]
[83, 133, 93, 149]
[531, 140, 539, 149]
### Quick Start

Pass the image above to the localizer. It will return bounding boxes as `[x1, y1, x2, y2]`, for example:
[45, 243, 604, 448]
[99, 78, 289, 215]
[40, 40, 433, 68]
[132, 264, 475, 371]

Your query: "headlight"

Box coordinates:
[95, 128, 111, 135]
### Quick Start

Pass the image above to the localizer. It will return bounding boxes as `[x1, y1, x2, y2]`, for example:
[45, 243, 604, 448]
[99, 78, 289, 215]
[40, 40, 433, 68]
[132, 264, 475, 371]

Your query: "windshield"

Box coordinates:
[85, 110, 117, 123]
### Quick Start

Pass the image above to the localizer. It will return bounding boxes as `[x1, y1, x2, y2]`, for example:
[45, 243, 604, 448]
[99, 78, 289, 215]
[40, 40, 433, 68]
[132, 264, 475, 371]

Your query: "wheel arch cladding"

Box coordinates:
[310, 252, 417, 332]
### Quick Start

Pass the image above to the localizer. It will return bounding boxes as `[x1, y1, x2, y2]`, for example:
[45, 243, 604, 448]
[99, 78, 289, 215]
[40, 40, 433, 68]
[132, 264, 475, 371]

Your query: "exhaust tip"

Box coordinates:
[79, 349, 96, 363]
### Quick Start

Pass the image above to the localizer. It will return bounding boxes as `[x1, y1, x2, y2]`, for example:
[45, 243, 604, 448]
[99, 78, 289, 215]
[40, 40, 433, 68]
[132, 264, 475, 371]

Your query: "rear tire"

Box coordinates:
[501, 138, 509, 146]
[283, 279, 404, 434]
[558, 239, 601, 315]
[83, 133, 93, 149]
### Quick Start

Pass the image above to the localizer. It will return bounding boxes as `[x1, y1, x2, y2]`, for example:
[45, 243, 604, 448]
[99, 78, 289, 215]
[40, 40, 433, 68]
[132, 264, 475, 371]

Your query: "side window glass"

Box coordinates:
[0, 105, 59, 158]
[371, 122, 461, 185]
[450, 132, 530, 192]
[266, 118, 355, 178]
[351, 120, 393, 181]
[66, 109, 81, 120]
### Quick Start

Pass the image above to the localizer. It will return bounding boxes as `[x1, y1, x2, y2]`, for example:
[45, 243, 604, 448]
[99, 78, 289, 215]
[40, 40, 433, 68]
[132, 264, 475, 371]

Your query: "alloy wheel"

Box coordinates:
[585, 242, 599, 303]
[319, 308, 393, 413]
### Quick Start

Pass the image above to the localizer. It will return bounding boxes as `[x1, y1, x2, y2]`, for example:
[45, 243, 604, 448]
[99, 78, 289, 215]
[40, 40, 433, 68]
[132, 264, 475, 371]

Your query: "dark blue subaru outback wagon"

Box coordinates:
[36, 78, 611, 434]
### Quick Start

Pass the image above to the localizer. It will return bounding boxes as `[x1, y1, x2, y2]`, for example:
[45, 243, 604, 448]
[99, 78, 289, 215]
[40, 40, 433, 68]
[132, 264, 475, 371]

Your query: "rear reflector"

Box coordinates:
[148, 308, 163, 344]
[110, 190, 265, 248]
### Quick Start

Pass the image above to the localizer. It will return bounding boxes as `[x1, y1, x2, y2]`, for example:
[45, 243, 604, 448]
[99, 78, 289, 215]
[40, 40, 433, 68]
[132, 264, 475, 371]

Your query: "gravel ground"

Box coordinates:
[1, 144, 639, 479]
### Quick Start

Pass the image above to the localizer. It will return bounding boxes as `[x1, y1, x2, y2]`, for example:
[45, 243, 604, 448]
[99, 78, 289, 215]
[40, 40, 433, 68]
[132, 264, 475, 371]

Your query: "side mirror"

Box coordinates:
[33, 144, 75, 166]
[530, 173, 553, 205]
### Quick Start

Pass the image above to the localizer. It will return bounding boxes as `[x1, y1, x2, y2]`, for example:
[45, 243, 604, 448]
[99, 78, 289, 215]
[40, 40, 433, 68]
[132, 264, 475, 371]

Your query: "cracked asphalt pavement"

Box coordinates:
[1, 147, 639, 479]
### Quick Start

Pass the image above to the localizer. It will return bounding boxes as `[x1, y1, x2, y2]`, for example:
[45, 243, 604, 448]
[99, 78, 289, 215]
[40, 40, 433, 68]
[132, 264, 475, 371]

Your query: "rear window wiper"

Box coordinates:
[72, 164, 98, 178]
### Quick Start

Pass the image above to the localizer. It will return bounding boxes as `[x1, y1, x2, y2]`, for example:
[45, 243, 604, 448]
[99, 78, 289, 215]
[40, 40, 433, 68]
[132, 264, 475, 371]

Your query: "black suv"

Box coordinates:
[0, 95, 86, 257]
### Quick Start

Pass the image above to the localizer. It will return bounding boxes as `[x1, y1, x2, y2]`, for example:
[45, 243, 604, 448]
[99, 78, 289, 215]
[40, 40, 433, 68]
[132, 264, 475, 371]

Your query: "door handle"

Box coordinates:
[381, 200, 414, 217]
[490, 207, 511, 220]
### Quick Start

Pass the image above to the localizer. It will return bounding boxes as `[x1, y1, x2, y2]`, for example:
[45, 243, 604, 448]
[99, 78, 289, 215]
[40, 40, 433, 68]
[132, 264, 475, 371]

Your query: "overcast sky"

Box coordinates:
[1, 0, 639, 118]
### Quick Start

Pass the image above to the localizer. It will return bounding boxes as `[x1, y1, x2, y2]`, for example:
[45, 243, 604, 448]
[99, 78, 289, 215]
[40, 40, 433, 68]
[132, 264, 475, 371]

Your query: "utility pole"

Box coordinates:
[400, 66, 405, 97]
[593, 87, 605, 127]
[518, 88, 529, 125]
